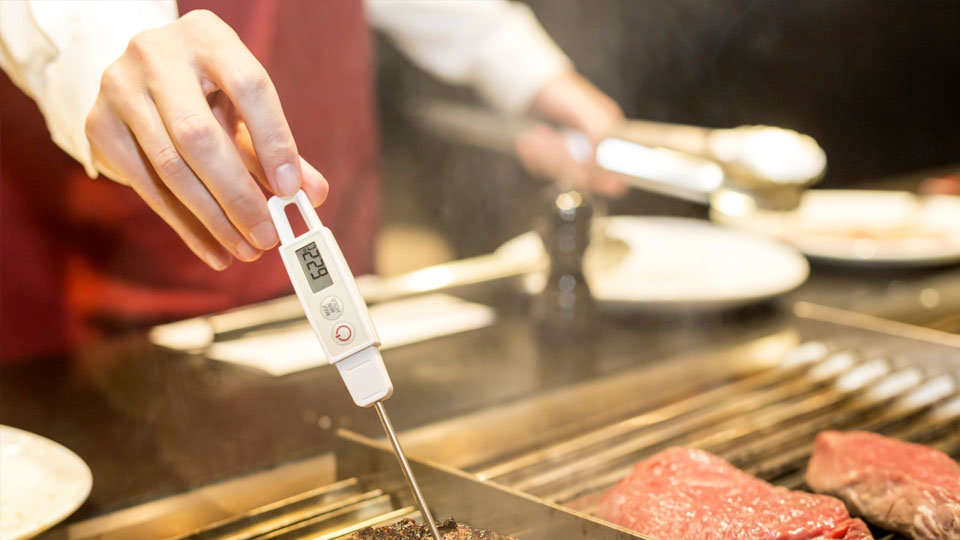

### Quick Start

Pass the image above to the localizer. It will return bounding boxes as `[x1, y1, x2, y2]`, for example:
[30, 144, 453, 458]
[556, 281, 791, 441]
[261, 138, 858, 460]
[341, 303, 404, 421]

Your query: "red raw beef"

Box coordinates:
[806, 431, 960, 540]
[597, 447, 872, 540]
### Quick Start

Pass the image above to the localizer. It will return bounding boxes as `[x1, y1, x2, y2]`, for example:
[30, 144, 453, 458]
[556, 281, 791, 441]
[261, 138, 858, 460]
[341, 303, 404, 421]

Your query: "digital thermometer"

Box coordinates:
[268, 191, 441, 540]
[268, 190, 391, 407]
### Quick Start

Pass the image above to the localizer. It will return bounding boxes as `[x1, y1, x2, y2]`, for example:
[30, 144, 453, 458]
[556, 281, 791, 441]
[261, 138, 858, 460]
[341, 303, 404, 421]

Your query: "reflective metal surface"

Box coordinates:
[335, 430, 647, 539]
[411, 98, 825, 210]
[175, 478, 396, 540]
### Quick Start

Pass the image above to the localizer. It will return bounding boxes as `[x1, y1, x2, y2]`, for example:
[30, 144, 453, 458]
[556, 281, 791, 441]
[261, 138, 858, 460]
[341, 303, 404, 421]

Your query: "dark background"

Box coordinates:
[374, 0, 960, 257]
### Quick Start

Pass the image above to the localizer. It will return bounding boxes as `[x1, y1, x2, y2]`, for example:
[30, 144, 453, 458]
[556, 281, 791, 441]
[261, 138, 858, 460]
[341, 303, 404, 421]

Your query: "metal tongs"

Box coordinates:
[412, 99, 827, 212]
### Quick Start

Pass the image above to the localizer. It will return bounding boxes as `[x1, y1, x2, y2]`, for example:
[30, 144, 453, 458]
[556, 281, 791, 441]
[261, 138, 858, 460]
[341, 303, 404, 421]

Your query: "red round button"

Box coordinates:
[332, 323, 354, 345]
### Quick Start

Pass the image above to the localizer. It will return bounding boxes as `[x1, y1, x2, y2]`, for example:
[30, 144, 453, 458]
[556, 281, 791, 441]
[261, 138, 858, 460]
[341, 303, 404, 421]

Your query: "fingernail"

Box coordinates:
[250, 221, 278, 249]
[303, 176, 324, 206]
[274, 163, 300, 195]
[236, 240, 260, 261]
[299, 158, 328, 206]
[206, 251, 230, 271]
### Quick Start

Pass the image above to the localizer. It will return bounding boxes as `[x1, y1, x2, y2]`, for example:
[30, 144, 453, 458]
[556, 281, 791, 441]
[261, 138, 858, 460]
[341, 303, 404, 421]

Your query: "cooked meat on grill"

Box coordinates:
[597, 447, 873, 540]
[352, 517, 515, 540]
[806, 431, 960, 540]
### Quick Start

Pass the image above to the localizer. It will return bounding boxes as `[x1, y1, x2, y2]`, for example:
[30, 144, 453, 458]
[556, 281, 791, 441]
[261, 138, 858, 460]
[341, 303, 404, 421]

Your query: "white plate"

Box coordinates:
[497, 216, 809, 310]
[0, 426, 92, 540]
[712, 190, 960, 267]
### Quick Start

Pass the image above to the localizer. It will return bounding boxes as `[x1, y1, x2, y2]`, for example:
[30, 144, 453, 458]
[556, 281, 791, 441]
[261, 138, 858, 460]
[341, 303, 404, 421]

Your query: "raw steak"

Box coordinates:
[597, 447, 872, 540]
[806, 431, 960, 540]
[352, 517, 514, 540]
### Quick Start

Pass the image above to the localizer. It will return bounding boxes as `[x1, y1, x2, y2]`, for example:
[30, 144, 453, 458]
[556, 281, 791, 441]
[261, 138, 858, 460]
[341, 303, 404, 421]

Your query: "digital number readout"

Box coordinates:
[296, 242, 333, 293]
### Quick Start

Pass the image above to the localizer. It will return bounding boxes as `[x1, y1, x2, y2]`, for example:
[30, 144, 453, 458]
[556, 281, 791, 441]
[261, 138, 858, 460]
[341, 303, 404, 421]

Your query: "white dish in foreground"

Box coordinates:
[497, 216, 809, 310]
[0, 425, 92, 540]
[712, 190, 960, 267]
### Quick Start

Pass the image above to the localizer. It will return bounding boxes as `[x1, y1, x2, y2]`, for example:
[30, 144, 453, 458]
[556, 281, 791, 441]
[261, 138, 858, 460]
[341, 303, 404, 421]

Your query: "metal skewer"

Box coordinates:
[375, 401, 442, 540]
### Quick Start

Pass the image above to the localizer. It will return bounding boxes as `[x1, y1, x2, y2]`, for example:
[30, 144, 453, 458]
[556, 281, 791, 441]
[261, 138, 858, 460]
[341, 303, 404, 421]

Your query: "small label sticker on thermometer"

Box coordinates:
[269, 191, 393, 406]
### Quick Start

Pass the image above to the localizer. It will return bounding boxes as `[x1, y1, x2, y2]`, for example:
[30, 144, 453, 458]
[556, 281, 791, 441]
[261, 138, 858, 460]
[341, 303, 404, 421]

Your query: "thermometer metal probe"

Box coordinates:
[268, 191, 442, 540]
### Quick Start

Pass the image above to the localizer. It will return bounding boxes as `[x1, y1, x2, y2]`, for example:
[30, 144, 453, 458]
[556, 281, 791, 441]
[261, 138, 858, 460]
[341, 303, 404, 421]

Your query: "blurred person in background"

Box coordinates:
[0, 0, 624, 361]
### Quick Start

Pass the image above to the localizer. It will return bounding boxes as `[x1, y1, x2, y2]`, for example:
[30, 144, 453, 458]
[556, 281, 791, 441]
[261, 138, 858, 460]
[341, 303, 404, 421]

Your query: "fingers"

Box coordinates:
[145, 66, 278, 251]
[525, 70, 626, 197]
[591, 170, 630, 198]
[84, 9, 324, 268]
[232, 120, 329, 207]
[85, 105, 234, 270]
[92, 94, 261, 263]
[121, 95, 265, 262]
[85, 10, 305, 269]
[516, 124, 629, 198]
[298, 157, 330, 207]
[128, 166, 238, 271]
[197, 27, 302, 197]
[528, 70, 624, 142]
[516, 124, 587, 186]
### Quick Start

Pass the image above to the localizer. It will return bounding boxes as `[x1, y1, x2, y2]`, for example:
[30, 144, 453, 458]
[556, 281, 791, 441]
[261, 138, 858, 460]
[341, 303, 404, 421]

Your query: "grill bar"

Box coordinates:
[475, 354, 819, 481]
[744, 374, 958, 482]
[482, 348, 868, 494]
[470, 340, 960, 539]
[176, 478, 410, 540]
[263, 506, 417, 540]
[478, 345, 840, 488]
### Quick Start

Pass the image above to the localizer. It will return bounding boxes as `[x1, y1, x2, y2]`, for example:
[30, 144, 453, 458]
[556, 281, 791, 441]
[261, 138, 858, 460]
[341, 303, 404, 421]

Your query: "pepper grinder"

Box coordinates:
[531, 185, 597, 343]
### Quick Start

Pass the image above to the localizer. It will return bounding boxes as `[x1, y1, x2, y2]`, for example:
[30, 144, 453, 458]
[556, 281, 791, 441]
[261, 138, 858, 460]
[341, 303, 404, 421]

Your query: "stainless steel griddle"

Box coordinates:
[149, 431, 646, 540]
[53, 304, 959, 539]
[335, 430, 646, 540]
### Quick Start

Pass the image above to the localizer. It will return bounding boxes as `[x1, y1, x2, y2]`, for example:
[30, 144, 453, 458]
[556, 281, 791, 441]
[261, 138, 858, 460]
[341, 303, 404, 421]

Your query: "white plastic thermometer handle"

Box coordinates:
[268, 191, 393, 407]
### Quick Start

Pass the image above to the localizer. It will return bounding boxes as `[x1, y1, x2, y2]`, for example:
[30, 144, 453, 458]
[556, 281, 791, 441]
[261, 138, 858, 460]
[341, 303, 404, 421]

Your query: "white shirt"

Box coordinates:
[0, 0, 571, 178]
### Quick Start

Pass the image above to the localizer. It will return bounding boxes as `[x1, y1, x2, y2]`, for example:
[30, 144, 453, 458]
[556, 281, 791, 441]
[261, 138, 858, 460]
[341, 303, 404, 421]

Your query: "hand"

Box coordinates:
[84, 10, 328, 270]
[516, 70, 627, 197]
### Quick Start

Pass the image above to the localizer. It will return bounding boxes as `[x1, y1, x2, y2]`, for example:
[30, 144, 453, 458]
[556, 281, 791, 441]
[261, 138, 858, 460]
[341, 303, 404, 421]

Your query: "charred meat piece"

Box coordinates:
[597, 447, 872, 540]
[352, 518, 515, 540]
[806, 431, 960, 540]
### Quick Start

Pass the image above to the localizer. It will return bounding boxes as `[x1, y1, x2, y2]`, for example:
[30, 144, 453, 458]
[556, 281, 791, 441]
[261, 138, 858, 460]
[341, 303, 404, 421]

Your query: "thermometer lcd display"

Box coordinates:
[296, 242, 333, 293]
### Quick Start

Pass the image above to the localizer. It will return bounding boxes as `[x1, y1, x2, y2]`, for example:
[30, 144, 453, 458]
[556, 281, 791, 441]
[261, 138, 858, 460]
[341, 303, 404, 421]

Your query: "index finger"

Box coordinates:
[145, 67, 277, 251]
[199, 37, 302, 197]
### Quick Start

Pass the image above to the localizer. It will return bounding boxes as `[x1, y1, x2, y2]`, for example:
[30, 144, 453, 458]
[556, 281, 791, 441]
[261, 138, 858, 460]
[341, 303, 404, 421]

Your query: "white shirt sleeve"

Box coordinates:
[0, 0, 177, 177]
[366, 0, 572, 113]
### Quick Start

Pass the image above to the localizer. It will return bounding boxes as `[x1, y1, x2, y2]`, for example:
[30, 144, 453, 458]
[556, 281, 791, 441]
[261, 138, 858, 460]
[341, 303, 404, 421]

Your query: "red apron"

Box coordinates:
[0, 0, 380, 361]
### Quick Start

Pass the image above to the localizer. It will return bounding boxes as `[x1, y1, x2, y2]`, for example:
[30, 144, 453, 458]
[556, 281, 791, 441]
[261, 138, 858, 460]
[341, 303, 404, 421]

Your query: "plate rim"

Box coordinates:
[0, 425, 92, 540]
[498, 215, 810, 310]
[711, 189, 960, 267]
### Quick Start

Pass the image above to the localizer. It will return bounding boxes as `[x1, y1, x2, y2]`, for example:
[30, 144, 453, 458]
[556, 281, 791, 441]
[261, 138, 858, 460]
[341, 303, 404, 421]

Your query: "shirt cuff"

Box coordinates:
[25, 0, 177, 178]
[368, 0, 573, 114]
[467, 4, 572, 113]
